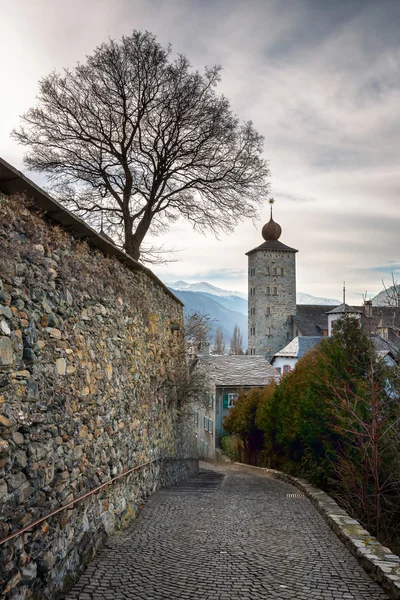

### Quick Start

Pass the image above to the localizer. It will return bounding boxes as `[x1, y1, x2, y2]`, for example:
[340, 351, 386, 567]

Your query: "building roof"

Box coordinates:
[246, 239, 298, 256]
[0, 157, 182, 306]
[293, 305, 332, 336]
[371, 335, 399, 360]
[272, 336, 322, 360]
[196, 355, 278, 387]
[294, 305, 400, 347]
[326, 303, 362, 314]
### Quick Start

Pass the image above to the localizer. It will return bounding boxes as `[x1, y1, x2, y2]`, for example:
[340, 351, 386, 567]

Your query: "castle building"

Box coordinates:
[246, 204, 298, 360]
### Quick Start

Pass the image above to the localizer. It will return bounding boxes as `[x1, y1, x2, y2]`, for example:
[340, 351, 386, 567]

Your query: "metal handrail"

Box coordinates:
[0, 458, 160, 546]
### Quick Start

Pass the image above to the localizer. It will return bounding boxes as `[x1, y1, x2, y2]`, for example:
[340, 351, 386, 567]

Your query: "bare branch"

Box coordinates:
[12, 31, 270, 263]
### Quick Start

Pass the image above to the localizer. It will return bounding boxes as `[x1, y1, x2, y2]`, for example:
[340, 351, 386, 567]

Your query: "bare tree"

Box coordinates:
[213, 325, 225, 355]
[381, 273, 400, 308]
[184, 310, 212, 357]
[12, 31, 270, 262]
[230, 325, 244, 355]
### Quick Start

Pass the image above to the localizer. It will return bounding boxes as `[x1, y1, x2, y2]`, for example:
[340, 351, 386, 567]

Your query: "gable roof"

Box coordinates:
[293, 305, 332, 336]
[272, 336, 322, 360]
[246, 239, 298, 256]
[326, 303, 362, 314]
[196, 355, 278, 387]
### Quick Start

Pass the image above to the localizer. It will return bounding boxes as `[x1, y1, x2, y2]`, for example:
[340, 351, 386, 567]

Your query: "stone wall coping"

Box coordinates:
[232, 462, 400, 600]
[0, 156, 183, 307]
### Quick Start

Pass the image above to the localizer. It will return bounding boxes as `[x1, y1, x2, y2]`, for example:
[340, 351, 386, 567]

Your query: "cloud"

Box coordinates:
[1, 0, 400, 302]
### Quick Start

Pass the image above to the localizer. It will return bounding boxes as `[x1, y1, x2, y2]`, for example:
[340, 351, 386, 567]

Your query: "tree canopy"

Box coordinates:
[13, 31, 270, 262]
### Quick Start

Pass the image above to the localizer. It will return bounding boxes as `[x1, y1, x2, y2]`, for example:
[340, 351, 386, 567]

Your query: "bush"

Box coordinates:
[220, 435, 243, 462]
[223, 317, 400, 552]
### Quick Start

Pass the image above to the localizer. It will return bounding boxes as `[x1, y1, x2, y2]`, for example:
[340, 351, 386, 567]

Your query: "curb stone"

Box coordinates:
[232, 461, 400, 600]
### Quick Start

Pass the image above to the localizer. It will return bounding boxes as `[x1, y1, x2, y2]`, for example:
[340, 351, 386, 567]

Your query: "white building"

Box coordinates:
[271, 336, 322, 374]
[326, 303, 361, 336]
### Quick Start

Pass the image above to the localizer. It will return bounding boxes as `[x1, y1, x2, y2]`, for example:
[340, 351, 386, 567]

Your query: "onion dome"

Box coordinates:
[262, 200, 281, 241]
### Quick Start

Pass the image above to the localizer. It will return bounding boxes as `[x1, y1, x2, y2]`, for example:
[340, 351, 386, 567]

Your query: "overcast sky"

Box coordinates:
[1, 0, 400, 302]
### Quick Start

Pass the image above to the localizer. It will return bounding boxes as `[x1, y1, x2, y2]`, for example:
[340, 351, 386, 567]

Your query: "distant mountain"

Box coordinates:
[297, 292, 340, 305]
[169, 288, 248, 347]
[371, 285, 400, 306]
[169, 280, 247, 300]
[195, 291, 248, 315]
[169, 281, 340, 306]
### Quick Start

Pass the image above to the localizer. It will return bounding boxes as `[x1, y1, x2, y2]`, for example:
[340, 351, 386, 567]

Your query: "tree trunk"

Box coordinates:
[125, 234, 141, 261]
[124, 211, 153, 262]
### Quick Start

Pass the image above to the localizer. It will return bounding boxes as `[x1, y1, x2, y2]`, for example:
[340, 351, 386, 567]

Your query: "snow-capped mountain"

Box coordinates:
[371, 285, 400, 306]
[169, 281, 247, 300]
[169, 281, 339, 306]
[297, 292, 340, 305]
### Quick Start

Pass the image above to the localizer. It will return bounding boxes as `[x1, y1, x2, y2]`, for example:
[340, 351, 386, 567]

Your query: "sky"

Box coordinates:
[1, 0, 400, 302]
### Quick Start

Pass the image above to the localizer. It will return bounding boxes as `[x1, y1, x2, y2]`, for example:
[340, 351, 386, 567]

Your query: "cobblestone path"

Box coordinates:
[66, 464, 389, 600]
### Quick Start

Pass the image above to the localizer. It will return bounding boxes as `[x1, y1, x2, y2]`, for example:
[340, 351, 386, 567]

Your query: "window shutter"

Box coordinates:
[223, 394, 229, 408]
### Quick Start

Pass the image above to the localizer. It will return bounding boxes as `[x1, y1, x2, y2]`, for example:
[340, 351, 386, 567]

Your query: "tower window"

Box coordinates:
[273, 267, 277, 276]
[273, 287, 278, 296]
[281, 267, 284, 276]
[266, 327, 271, 336]
[266, 286, 270, 296]
[266, 306, 271, 316]
[266, 267, 270, 275]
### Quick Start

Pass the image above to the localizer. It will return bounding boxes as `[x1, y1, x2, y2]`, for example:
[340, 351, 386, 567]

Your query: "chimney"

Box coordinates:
[364, 300, 373, 318]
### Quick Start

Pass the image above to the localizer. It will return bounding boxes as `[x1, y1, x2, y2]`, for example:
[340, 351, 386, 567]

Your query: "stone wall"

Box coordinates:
[0, 193, 197, 599]
[248, 249, 297, 359]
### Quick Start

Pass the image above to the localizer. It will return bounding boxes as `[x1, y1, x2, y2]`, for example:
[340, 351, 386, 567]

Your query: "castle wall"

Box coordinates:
[248, 249, 296, 360]
[0, 193, 197, 600]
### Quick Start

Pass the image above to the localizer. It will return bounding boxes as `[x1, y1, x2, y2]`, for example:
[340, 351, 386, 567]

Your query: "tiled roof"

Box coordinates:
[196, 355, 278, 387]
[293, 305, 332, 336]
[272, 336, 322, 359]
[246, 239, 298, 256]
[371, 335, 399, 359]
[326, 303, 362, 314]
[294, 305, 400, 348]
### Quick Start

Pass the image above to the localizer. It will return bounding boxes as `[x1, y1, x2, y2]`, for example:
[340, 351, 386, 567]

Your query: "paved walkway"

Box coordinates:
[66, 464, 389, 600]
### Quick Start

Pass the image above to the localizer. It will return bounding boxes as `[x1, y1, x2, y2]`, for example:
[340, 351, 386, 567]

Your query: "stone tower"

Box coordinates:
[246, 202, 298, 361]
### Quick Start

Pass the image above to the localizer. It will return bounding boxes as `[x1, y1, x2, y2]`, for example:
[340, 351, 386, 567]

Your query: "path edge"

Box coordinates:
[231, 461, 400, 600]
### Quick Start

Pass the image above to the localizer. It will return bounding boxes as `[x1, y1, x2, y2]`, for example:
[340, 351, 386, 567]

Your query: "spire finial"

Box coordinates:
[343, 282, 346, 308]
[268, 197, 275, 217]
[262, 198, 281, 241]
